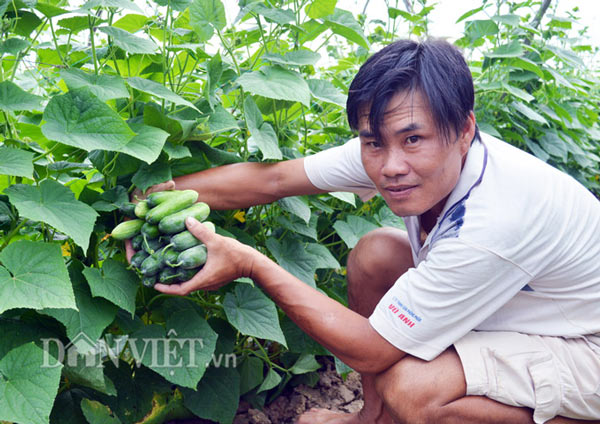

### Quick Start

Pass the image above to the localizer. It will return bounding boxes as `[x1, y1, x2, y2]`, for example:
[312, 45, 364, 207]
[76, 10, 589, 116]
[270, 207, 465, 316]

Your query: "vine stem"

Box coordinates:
[0, 219, 28, 253]
[88, 15, 99, 74]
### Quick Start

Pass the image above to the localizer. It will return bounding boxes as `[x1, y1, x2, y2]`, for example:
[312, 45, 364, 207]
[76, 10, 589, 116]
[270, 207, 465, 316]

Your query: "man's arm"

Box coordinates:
[172, 158, 328, 210]
[155, 218, 406, 374]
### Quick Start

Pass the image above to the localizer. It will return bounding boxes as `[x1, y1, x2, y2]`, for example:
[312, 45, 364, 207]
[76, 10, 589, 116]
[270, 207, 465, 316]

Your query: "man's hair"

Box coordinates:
[347, 38, 478, 143]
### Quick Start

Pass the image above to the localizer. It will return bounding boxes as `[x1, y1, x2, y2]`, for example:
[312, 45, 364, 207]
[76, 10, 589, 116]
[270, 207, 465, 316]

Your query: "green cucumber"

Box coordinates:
[141, 222, 160, 239]
[119, 202, 137, 218]
[146, 191, 180, 208]
[158, 202, 210, 234]
[175, 244, 207, 269]
[145, 190, 199, 224]
[171, 231, 200, 251]
[170, 222, 215, 251]
[162, 249, 180, 267]
[140, 247, 166, 276]
[112, 219, 144, 240]
[142, 236, 169, 254]
[131, 234, 144, 251]
[176, 267, 198, 282]
[131, 250, 149, 269]
[158, 267, 181, 284]
[134, 200, 150, 219]
[141, 274, 157, 288]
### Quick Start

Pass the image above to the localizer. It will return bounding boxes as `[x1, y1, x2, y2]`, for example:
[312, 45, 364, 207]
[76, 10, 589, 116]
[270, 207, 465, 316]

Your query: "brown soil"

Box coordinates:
[233, 361, 363, 424]
[174, 359, 364, 424]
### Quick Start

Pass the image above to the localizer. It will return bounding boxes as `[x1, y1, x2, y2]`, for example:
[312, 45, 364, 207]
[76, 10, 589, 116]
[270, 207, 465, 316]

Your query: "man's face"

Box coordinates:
[359, 90, 473, 219]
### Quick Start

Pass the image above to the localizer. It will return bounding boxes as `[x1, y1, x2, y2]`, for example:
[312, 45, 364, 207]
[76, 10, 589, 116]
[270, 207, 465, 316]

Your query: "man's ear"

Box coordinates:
[459, 111, 477, 155]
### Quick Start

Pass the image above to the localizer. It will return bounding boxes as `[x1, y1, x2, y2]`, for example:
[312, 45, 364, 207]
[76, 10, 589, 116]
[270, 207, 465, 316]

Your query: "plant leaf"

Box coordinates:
[263, 50, 321, 66]
[80, 399, 122, 424]
[117, 123, 169, 164]
[60, 68, 129, 102]
[305, 0, 337, 19]
[223, 284, 287, 347]
[129, 308, 218, 388]
[5, 180, 98, 250]
[324, 9, 369, 49]
[0, 240, 76, 314]
[266, 236, 339, 287]
[43, 262, 117, 355]
[278, 196, 311, 223]
[189, 0, 226, 42]
[0, 146, 34, 178]
[333, 215, 379, 248]
[81, 0, 143, 13]
[485, 40, 523, 58]
[182, 367, 240, 424]
[42, 88, 136, 152]
[0, 343, 63, 424]
[98, 26, 158, 54]
[128, 77, 198, 111]
[307, 78, 346, 107]
[82, 259, 139, 317]
[131, 154, 172, 192]
[237, 66, 311, 106]
[0, 80, 43, 111]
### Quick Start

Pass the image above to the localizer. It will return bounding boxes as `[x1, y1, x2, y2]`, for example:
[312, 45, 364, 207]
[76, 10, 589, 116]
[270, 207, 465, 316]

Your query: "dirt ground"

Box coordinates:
[233, 361, 363, 424]
[174, 359, 364, 424]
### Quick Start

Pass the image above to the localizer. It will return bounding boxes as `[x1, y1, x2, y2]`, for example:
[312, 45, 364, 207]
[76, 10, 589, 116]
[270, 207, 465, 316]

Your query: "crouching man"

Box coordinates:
[142, 39, 600, 423]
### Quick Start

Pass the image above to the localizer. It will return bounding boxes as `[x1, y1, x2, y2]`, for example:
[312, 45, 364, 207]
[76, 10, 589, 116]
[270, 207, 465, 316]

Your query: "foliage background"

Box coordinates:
[0, 0, 598, 423]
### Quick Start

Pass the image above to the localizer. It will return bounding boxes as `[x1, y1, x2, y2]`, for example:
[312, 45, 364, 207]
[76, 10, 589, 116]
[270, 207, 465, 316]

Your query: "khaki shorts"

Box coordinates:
[454, 331, 600, 423]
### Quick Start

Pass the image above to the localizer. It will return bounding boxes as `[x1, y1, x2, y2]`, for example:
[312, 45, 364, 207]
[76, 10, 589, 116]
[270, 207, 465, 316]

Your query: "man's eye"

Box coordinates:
[367, 141, 382, 148]
[406, 135, 420, 144]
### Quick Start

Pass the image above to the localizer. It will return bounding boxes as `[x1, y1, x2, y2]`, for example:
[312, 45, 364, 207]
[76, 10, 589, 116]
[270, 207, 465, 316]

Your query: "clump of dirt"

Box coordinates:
[234, 360, 363, 424]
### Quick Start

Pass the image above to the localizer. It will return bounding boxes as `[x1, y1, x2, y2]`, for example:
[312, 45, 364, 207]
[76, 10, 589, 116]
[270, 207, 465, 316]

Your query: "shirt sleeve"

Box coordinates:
[368, 238, 532, 361]
[303, 137, 378, 201]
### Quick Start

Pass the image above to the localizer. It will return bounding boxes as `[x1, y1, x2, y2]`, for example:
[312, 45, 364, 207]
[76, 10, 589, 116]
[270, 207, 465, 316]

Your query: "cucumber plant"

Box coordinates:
[0, 0, 597, 423]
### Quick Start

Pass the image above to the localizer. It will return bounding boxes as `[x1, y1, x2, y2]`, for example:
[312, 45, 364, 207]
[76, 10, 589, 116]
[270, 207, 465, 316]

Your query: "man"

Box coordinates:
[138, 39, 600, 423]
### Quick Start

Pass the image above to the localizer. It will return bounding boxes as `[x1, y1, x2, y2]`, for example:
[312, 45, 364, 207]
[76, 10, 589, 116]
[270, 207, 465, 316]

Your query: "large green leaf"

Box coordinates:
[80, 399, 121, 424]
[128, 77, 198, 111]
[333, 215, 379, 248]
[0, 343, 63, 424]
[5, 180, 98, 250]
[324, 9, 369, 49]
[207, 105, 239, 134]
[182, 367, 240, 424]
[0, 37, 30, 56]
[117, 123, 169, 164]
[263, 50, 321, 66]
[0, 146, 34, 178]
[131, 154, 172, 192]
[189, 0, 226, 42]
[0, 241, 76, 314]
[238, 356, 263, 395]
[82, 259, 139, 316]
[465, 19, 498, 42]
[276, 214, 318, 241]
[278, 196, 311, 224]
[98, 26, 158, 54]
[257, 368, 281, 393]
[223, 284, 287, 347]
[246, 3, 294, 25]
[308, 78, 346, 107]
[43, 262, 117, 355]
[511, 101, 548, 125]
[539, 131, 568, 161]
[0, 80, 43, 111]
[266, 236, 340, 287]
[305, 0, 337, 19]
[237, 66, 311, 106]
[60, 68, 129, 102]
[244, 96, 281, 160]
[42, 88, 136, 152]
[484, 40, 523, 58]
[63, 353, 117, 397]
[81, 0, 143, 13]
[129, 308, 217, 388]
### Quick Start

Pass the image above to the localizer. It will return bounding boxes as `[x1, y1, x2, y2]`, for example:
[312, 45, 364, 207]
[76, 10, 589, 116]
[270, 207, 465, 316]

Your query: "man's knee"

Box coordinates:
[374, 350, 466, 424]
[347, 227, 413, 288]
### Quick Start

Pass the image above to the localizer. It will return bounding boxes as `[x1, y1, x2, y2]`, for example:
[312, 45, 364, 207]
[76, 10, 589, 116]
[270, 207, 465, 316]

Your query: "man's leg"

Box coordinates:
[297, 228, 414, 424]
[374, 347, 600, 424]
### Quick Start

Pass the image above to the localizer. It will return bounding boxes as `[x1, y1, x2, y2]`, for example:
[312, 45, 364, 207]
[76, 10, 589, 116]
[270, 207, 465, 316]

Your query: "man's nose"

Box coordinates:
[382, 148, 410, 177]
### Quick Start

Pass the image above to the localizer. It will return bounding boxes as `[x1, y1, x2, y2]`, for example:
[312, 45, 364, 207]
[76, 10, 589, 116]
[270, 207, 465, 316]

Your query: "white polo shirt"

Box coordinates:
[304, 133, 600, 360]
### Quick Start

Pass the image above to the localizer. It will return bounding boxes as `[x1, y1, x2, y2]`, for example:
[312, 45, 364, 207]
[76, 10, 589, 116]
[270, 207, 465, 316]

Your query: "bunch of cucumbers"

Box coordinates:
[111, 189, 212, 288]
